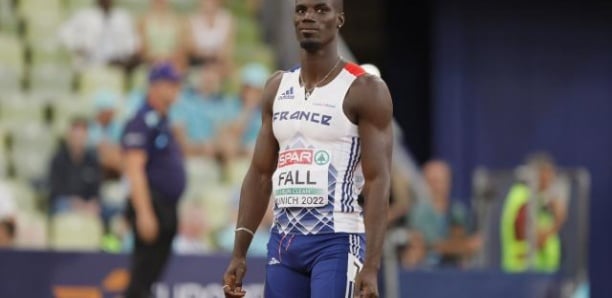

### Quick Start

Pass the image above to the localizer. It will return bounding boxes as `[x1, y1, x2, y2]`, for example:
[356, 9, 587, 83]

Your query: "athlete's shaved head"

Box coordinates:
[295, 0, 343, 12]
[332, 0, 343, 12]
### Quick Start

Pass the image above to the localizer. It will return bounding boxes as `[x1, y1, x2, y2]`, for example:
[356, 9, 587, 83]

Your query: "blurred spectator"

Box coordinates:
[48, 118, 102, 216]
[216, 62, 269, 162]
[89, 90, 124, 178]
[137, 0, 188, 70]
[402, 160, 481, 269]
[170, 62, 230, 158]
[188, 0, 236, 76]
[58, 0, 138, 70]
[388, 164, 412, 227]
[120, 62, 185, 298]
[0, 186, 16, 248]
[501, 153, 567, 272]
[173, 200, 213, 254]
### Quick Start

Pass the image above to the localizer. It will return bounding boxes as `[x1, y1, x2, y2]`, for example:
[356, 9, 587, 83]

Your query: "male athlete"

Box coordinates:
[223, 0, 393, 297]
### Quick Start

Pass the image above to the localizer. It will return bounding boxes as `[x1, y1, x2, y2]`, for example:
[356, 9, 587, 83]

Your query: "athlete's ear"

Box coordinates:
[337, 12, 345, 29]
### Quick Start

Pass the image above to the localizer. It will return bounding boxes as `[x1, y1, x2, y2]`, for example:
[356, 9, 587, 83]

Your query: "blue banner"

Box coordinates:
[0, 250, 266, 298]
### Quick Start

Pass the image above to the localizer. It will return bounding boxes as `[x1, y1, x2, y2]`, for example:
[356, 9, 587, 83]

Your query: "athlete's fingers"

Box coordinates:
[223, 272, 236, 288]
[235, 265, 246, 286]
[358, 285, 378, 298]
[223, 275, 246, 298]
[353, 280, 363, 297]
[226, 287, 246, 298]
[360, 285, 371, 297]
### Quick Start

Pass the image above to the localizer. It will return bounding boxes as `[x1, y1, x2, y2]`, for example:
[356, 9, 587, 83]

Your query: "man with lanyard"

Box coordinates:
[121, 62, 186, 298]
[223, 0, 394, 297]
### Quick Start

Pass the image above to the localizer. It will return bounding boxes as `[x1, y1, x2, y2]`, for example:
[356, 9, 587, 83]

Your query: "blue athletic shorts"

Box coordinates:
[264, 232, 365, 298]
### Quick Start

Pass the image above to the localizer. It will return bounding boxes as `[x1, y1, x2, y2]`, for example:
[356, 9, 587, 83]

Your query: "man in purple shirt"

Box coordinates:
[122, 62, 186, 298]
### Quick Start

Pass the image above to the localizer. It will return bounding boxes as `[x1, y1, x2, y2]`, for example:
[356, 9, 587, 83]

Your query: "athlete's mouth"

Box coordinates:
[299, 28, 319, 34]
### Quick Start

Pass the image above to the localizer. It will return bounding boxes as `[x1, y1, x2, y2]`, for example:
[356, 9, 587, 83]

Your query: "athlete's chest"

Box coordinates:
[272, 84, 348, 141]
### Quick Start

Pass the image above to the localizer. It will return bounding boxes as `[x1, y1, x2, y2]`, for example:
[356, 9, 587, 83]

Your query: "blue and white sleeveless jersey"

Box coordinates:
[271, 63, 367, 235]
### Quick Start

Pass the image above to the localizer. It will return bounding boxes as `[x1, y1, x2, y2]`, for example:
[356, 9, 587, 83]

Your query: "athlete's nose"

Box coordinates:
[302, 9, 316, 23]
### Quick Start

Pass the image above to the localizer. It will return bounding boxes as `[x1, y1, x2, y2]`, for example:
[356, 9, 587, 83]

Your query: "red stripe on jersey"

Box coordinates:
[344, 62, 366, 77]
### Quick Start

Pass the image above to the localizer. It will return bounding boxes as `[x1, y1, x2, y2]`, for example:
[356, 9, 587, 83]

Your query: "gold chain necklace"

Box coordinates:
[300, 57, 343, 100]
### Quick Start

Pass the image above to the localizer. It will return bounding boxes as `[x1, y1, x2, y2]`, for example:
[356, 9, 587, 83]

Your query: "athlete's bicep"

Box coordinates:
[249, 112, 279, 176]
[356, 78, 394, 182]
[248, 71, 283, 176]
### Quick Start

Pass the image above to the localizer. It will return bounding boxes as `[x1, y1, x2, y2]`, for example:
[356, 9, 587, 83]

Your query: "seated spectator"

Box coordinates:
[0, 186, 16, 248]
[188, 0, 236, 76]
[402, 160, 481, 269]
[137, 0, 188, 70]
[501, 152, 568, 272]
[58, 0, 138, 71]
[48, 118, 102, 216]
[216, 62, 269, 162]
[171, 62, 231, 158]
[89, 90, 125, 178]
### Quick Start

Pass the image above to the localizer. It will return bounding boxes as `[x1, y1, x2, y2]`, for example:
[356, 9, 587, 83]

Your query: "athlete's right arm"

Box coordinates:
[223, 71, 283, 298]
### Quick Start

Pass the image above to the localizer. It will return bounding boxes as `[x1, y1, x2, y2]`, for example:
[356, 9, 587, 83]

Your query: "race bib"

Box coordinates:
[273, 148, 330, 208]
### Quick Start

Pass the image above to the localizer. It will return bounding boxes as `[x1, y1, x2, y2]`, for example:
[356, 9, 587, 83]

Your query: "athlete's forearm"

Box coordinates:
[232, 168, 273, 258]
[362, 176, 390, 269]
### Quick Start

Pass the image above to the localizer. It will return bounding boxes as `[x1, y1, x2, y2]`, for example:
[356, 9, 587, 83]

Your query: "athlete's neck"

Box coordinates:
[300, 43, 342, 88]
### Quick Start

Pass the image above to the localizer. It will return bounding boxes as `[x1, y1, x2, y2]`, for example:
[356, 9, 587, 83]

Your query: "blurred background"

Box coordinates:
[0, 0, 610, 297]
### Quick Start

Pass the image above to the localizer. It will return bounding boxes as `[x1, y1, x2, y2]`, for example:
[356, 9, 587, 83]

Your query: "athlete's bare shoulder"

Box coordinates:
[344, 72, 393, 125]
[261, 70, 285, 112]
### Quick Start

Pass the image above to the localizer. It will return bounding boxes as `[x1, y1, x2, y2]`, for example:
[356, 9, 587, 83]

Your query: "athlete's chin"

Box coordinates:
[300, 40, 322, 52]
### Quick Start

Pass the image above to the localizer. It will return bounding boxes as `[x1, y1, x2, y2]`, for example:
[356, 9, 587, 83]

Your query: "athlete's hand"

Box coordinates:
[136, 208, 159, 244]
[223, 257, 247, 297]
[354, 267, 379, 298]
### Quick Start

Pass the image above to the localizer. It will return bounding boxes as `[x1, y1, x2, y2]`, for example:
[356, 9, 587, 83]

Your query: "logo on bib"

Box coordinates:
[278, 149, 313, 168]
[314, 150, 330, 165]
[278, 87, 295, 100]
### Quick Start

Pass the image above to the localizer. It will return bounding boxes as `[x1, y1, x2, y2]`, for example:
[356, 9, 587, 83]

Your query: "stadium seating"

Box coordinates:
[78, 66, 125, 99]
[0, 94, 44, 127]
[22, 10, 63, 46]
[225, 157, 251, 187]
[17, 0, 63, 20]
[117, 0, 148, 15]
[185, 157, 222, 187]
[4, 179, 37, 212]
[198, 185, 234, 231]
[0, 34, 24, 93]
[14, 210, 48, 249]
[9, 123, 56, 182]
[29, 39, 73, 94]
[30, 63, 74, 95]
[0, 0, 276, 254]
[64, 0, 93, 15]
[50, 211, 103, 251]
[0, 0, 18, 34]
[51, 95, 94, 135]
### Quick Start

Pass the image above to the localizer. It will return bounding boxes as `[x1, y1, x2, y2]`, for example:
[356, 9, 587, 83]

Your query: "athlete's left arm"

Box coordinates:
[348, 74, 394, 271]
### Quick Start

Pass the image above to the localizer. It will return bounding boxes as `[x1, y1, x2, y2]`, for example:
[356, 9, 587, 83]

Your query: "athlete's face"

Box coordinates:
[294, 0, 344, 52]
